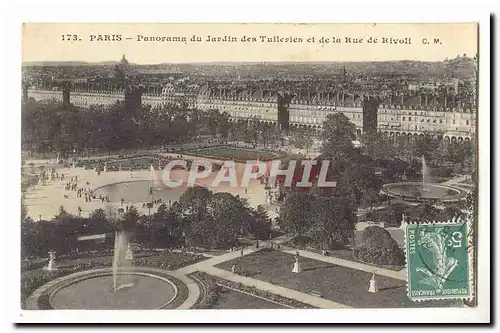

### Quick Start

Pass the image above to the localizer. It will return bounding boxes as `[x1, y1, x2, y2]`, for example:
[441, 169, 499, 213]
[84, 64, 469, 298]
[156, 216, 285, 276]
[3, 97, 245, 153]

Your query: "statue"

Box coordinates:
[368, 271, 378, 293]
[125, 243, 134, 261]
[292, 251, 301, 273]
[400, 213, 407, 230]
[45, 250, 58, 271]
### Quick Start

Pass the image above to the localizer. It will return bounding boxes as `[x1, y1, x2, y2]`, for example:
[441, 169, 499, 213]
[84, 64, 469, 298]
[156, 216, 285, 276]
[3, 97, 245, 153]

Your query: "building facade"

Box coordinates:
[25, 86, 476, 142]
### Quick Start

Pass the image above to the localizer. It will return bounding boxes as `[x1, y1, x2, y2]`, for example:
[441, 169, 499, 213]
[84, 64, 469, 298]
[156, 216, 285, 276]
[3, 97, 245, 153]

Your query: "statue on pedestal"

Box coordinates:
[400, 213, 407, 230]
[292, 251, 301, 273]
[368, 271, 378, 293]
[125, 244, 134, 261]
[45, 250, 58, 271]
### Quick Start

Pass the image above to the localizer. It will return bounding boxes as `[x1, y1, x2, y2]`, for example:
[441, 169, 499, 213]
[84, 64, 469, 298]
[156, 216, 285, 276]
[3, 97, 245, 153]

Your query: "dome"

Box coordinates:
[117, 55, 130, 73]
[119, 54, 129, 67]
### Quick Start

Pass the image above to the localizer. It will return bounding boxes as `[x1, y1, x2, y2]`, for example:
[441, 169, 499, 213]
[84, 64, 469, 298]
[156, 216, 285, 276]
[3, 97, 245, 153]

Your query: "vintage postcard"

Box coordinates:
[17, 21, 489, 323]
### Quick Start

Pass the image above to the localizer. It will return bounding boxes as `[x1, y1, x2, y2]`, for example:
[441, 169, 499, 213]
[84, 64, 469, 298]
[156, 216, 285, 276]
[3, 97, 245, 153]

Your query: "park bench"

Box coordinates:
[310, 290, 323, 298]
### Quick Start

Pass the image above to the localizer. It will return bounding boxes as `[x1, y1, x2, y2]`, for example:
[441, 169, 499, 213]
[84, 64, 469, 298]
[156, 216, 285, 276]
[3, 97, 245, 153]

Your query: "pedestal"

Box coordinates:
[292, 261, 301, 273]
[45, 251, 58, 271]
[125, 245, 134, 261]
[368, 273, 378, 293]
[45, 259, 58, 271]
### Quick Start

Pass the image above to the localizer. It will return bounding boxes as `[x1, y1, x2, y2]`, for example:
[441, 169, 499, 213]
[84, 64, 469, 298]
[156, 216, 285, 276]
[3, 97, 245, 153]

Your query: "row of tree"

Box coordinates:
[360, 130, 476, 174]
[21, 100, 232, 155]
[21, 188, 272, 258]
[22, 99, 292, 155]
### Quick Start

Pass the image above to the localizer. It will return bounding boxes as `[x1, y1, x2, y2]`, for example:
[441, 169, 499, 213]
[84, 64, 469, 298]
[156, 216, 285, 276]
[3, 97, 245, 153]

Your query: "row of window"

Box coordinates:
[198, 100, 275, 107]
[383, 115, 471, 126]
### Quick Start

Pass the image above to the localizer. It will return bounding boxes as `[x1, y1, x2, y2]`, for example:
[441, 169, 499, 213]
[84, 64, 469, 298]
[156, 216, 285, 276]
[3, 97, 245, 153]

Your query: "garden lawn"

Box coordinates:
[182, 147, 277, 161]
[215, 249, 460, 308]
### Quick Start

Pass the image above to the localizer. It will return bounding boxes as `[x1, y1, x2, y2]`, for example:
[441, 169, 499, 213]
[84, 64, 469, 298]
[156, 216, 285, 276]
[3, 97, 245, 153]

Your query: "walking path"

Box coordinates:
[202, 266, 351, 309]
[281, 248, 407, 281]
[440, 174, 470, 186]
[174, 234, 409, 309]
[175, 237, 292, 276]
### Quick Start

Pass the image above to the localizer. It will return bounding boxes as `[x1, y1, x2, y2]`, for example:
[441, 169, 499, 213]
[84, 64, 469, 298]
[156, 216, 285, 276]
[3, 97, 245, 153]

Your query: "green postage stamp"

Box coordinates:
[405, 216, 474, 302]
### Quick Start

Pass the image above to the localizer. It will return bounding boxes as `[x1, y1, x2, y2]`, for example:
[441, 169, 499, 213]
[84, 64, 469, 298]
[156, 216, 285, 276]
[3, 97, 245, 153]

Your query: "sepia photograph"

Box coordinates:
[13, 19, 490, 324]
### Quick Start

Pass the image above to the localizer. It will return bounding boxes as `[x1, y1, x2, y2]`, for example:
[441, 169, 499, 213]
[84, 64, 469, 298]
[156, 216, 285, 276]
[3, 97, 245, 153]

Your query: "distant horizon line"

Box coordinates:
[22, 57, 475, 67]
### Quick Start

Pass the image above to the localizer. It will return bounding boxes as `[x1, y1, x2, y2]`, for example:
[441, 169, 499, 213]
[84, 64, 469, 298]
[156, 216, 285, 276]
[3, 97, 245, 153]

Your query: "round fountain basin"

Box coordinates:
[95, 180, 185, 203]
[382, 182, 463, 202]
[49, 273, 177, 310]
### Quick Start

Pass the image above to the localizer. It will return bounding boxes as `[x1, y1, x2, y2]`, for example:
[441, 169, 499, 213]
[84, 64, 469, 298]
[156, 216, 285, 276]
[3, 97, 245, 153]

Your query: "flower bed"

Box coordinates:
[190, 271, 315, 309]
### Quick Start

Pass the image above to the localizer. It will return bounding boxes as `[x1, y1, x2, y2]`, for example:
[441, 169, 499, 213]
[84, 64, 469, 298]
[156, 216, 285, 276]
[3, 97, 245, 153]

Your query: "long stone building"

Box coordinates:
[25, 84, 476, 142]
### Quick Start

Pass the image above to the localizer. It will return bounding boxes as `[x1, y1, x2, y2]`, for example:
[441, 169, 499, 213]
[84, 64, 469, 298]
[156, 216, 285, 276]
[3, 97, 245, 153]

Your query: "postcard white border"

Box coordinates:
[2, 0, 492, 325]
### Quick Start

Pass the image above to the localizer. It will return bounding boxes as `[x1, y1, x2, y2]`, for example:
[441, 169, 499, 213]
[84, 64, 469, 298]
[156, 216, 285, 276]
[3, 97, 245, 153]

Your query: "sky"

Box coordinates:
[22, 23, 478, 64]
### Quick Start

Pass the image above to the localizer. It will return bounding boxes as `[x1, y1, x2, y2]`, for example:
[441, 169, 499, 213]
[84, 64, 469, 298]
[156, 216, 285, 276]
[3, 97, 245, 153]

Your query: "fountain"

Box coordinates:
[421, 156, 430, 192]
[150, 164, 164, 191]
[26, 220, 193, 310]
[112, 231, 135, 292]
[382, 156, 464, 202]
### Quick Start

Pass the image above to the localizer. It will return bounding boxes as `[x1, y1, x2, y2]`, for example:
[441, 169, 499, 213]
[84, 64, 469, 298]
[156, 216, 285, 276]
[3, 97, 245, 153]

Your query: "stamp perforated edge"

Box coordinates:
[404, 214, 475, 303]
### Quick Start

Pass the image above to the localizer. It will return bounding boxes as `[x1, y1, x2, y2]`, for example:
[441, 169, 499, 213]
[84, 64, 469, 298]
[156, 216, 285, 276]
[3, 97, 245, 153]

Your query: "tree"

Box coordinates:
[360, 131, 394, 160]
[247, 205, 272, 239]
[282, 191, 315, 236]
[335, 163, 381, 207]
[353, 226, 404, 266]
[414, 136, 439, 162]
[308, 196, 357, 249]
[320, 113, 357, 161]
[404, 203, 440, 223]
[117, 206, 139, 233]
[208, 192, 247, 247]
[179, 186, 212, 216]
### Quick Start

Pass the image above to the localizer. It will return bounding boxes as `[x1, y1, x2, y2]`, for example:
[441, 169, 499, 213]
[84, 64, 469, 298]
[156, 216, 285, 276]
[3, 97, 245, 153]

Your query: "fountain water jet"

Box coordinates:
[112, 231, 135, 293]
[422, 155, 431, 192]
